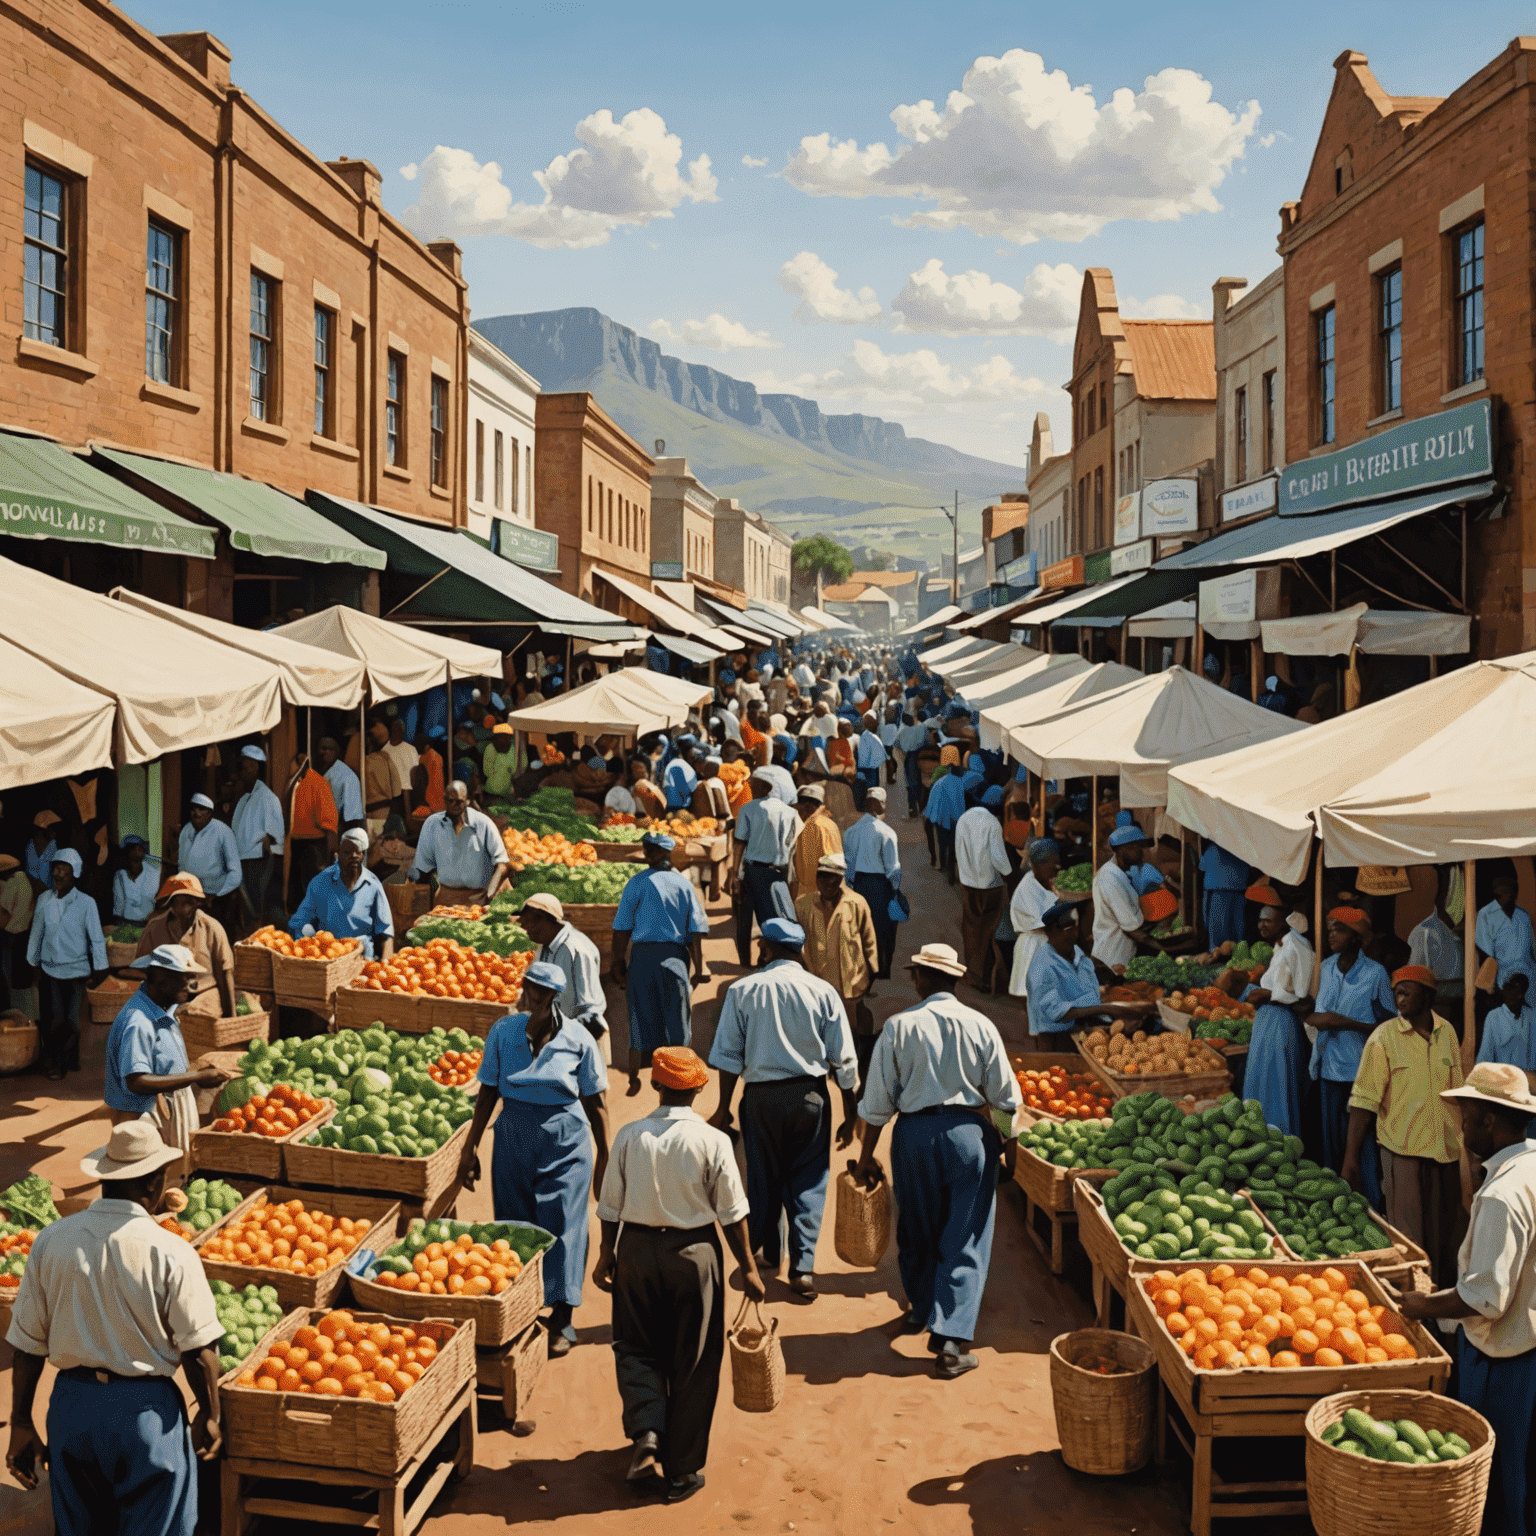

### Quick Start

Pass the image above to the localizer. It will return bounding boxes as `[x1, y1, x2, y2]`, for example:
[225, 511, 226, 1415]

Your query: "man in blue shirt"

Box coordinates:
[853, 712, 888, 811]
[288, 830, 395, 960]
[663, 750, 699, 812]
[176, 794, 241, 928]
[27, 849, 106, 1080]
[893, 715, 935, 818]
[1198, 839, 1251, 950]
[729, 774, 799, 966]
[612, 835, 711, 1096]
[844, 787, 902, 979]
[408, 781, 510, 905]
[1476, 874, 1536, 992]
[316, 736, 365, 834]
[709, 919, 859, 1296]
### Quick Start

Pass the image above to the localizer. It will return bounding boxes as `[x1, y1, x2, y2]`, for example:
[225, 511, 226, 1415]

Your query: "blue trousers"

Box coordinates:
[741, 1077, 831, 1274]
[1459, 1333, 1536, 1536]
[626, 942, 692, 1060]
[890, 1110, 999, 1345]
[851, 872, 897, 978]
[39, 973, 85, 1073]
[736, 861, 793, 964]
[1245, 1002, 1306, 1137]
[1321, 1077, 1382, 1211]
[853, 766, 880, 810]
[491, 1098, 592, 1322]
[1202, 888, 1247, 949]
[48, 1374, 196, 1536]
[903, 754, 924, 815]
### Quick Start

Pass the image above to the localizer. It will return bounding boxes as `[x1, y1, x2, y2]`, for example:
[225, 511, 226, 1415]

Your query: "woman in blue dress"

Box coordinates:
[1241, 893, 1314, 1137]
[457, 962, 610, 1356]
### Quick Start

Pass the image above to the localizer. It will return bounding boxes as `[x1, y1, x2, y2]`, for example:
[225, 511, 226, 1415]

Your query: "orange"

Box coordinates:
[1253, 1315, 1281, 1344]
[1243, 1344, 1270, 1368]
[1291, 1329, 1319, 1355]
[341, 1373, 373, 1397]
[1183, 1305, 1206, 1326]
[255, 1375, 279, 1391]
[331, 1354, 363, 1380]
[1314, 1347, 1344, 1368]
[1380, 1334, 1415, 1360]
[1271, 1351, 1302, 1369]
[1283, 1285, 1312, 1311]
[1292, 1305, 1317, 1332]
[1218, 1304, 1245, 1327]
[300, 1361, 325, 1384]
[388, 1370, 415, 1396]
[258, 1358, 284, 1381]
[1193, 1344, 1220, 1371]
[1359, 1321, 1384, 1347]
[1213, 1340, 1240, 1365]
[1322, 1267, 1348, 1292]
[1334, 1328, 1366, 1364]
[294, 1326, 321, 1353]
[1342, 1289, 1369, 1312]
[314, 1376, 345, 1397]
[1364, 1347, 1389, 1363]
[1217, 1322, 1244, 1345]
[1166, 1312, 1190, 1335]
[1312, 1319, 1335, 1344]
[279, 1368, 303, 1392]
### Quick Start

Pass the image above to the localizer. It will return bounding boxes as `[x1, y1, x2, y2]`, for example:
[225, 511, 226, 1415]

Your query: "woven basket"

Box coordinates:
[179, 1010, 271, 1061]
[232, 942, 274, 991]
[563, 903, 619, 974]
[349, 1244, 547, 1349]
[1304, 1390, 1494, 1536]
[271, 946, 368, 1010]
[833, 1167, 892, 1268]
[0, 1019, 39, 1075]
[475, 1320, 546, 1419]
[106, 938, 140, 970]
[84, 978, 139, 1024]
[727, 1298, 785, 1413]
[217, 1307, 474, 1475]
[190, 1103, 335, 1182]
[382, 879, 431, 928]
[1049, 1329, 1157, 1475]
[283, 1120, 471, 1202]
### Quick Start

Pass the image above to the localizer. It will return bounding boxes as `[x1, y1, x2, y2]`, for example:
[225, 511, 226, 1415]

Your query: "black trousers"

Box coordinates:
[611, 1224, 725, 1479]
[39, 973, 85, 1073]
[735, 862, 792, 965]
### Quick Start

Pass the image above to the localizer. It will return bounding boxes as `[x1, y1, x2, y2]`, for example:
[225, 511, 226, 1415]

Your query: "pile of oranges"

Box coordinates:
[501, 828, 599, 871]
[641, 816, 721, 839]
[371, 1234, 523, 1297]
[232, 1310, 443, 1402]
[244, 926, 362, 961]
[198, 1195, 369, 1276]
[157, 1216, 193, 1241]
[0, 1229, 35, 1289]
[600, 813, 638, 827]
[427, 1047, 483, 1087]
[1166, 986, 1257, 1026]
[1016, 1064, 1116, 1121]
[210, 1084, 329, 1138]
[1145, 1264, 1419, 1371]
[357, 938, 532, 1004]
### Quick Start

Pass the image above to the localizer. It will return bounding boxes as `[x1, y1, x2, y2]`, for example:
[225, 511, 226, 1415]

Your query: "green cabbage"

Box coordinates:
[215, 1078, 270, 1116]
[346, 1066, 392, 1099]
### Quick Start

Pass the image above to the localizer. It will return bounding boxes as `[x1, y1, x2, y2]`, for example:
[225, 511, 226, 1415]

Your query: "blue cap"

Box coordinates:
[1108, 824, 1148, 848]
[761, 918, 806, 948]
[1014, 764, 1030, 784]
[981, 785, 1005, 808]
[675, 733, 697, 747]
[427, 726, 448, 742]
[641, 832, 676, 851]
[1027, 838, 1059, 862]
[1041, 901, 1079, 930]
[1115, 810, 1135, 827]
[522, 961, 567, 994]
[120, 834, 149, 849]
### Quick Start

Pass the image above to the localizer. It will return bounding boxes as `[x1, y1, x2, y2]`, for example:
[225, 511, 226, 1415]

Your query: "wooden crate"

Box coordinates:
[475, 1322, 546, 1422]
[190, 1103, 335, 1182]
[334, 986, 430, 1034]
[1072, 1029, 1232, 1102]
[271, 947, 368, 1010]
[581, 840, 644, 863]
[1007, 1050, 1125, 1119]
[233, 942, 275, 991]
[218, 1308, 475, 1477]
[197, 1186, 401, 1309]
[1071, 1176, 1132, 1326]
[1010, 1097, 1115, 1277]
[426, 995, 508, 1036]
[349, 1242, 547, 1349]
[283, 1120, 472, 1203]
[180, 1010, 271, 1060]
[1265, 1205, 1431, 1276]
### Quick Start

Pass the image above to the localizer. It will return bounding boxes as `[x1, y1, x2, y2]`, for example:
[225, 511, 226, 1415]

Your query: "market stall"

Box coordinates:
[0, 634, 116, 791]
[976, 659, 1139, 752]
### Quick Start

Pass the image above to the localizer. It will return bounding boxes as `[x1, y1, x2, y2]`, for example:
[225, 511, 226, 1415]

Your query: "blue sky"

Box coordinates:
[134, 0, 1535, 469]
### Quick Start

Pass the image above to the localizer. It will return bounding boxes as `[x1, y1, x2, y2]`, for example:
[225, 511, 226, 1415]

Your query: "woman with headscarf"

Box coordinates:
[1241, 888, 1315, 1136]
[1306, 905, 1393, 1205]
[922, 745, 967, 876]
[1007, 839, 1060, 1027]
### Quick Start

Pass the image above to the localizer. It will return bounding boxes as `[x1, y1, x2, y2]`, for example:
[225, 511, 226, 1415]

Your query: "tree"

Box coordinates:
[863, 550, 892, 571]
[792, 534, 853, 587]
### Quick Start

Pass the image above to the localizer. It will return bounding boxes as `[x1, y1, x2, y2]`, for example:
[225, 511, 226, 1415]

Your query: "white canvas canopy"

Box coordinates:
[897, 605, 961, 636]
[1259, 603, 1473, 658]
[0, 554, 283, 762]
[1167, 652, 1536, 881]
[111, 588, 367, 710]
[920, 636, 996, 672]
[503, 668, 710, 741]
[944, 642, 1033, 685]
[1006, 665, 1307, 808]
[945, 652, 1075, 714]
[0, 634, 115, 789]
[977, 660, 1140, 752]
[271, 607, 500, 703]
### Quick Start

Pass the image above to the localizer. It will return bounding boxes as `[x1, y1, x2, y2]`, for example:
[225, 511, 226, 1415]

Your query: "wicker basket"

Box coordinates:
[1072, 1029, 1232, 1102]
[270, 946, 368, 1010]
[334, 985, 430, 1035]
[1304, 1390, 1494, 1536]
[727, 1298, 785, 1413]
[382, 879, 431, 928]
[348, 1241, 548, 1349]
[84, 978, 139, 1024]
[190, 1103, 335, 1182]
[217, 1307, 474, 1475]
[283, 1120, 471, 1202]
[833, 1167, 892, 1268]
[1049, 1329, 1157, 1475]
[426, 996, 508, 1036]
[178, 1009, 271, 1061]
[563, 903, 619, 974]
[105, 936, 140, 970]
[0, 1018, 39, 1075]
[195, 1185, 400, 1310]
[232, 942, 275, 991]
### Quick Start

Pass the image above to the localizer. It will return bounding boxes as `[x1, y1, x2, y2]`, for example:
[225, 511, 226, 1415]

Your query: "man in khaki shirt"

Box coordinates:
[791, 785, 842, 900]
[795, 853, 880, 1084]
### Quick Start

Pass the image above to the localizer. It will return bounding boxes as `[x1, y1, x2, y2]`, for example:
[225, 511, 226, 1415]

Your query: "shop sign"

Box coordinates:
[1279, 398, 1493, 515]
[1039, 555, 1083, 590]
[1221, 475, 1278, 523]
[1110, 539, 1153, 576]
[1141, 479, 1200, 536]
[493, 518, 561, 573]
[649, 560, 684, 580]
[1083, 549, 1113, 584]
[997, 552, 1036, 588]
[1114, 491, 1141, 545]
[1197, 566, 1282, 625]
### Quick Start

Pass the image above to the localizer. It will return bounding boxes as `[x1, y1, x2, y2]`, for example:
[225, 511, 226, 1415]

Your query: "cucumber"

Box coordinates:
[1343, 1408, 1397, 1455]
[1425, 1428, 1445, 1450]
[1445, 1432, 1471, 1454]
[1320, 1423, 1346, 1446]
[1334, 1438, 1367, 1456]
[1382, 1441, 1420, 1465]
[1435, 1443, 1467, 1461]
[1396, 1421, 1433, 1457]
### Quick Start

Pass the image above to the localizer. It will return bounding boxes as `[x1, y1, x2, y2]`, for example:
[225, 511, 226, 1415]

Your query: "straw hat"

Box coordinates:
[81, 1121, 183, 1181]
[1441, 1062, 1536, 1113]
[909, 943, 967, 978]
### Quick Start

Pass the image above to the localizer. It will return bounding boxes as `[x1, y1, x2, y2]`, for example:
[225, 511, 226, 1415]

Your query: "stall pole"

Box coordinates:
[1193, 619, 1204, 681]
[1461, 859, 1477, 1074]
[1091, 775, 1099, 872]
[1250, 640, 1262, 702]
[1038, 772, 1046, 841]
[1312, 848, 1325, 994]
[445, 679, 454, 745]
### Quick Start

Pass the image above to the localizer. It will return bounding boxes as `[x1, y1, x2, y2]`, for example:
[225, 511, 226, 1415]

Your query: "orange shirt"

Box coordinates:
[290, 768, 338, 840]
[826, 738, 856, 775]
[740, 722, 767, 754]
[412, 748, 446, 819]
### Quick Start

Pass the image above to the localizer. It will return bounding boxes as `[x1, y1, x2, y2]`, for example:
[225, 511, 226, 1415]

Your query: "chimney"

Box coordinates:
[160, 31, 232, 91]
[655, 439, 666, 455]
[327, 158, 382, 205]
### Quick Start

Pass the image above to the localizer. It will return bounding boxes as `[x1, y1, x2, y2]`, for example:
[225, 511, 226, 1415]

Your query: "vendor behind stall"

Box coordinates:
[289, 829, 394, 959]
[408, 781, 510, 907]
[1027, 902, 1156, 1039]
[133, 874, 236, 1022]
[111, 836, 158, 925]
[1091, 825, 1155, 969]
[175, 794, 240, 928]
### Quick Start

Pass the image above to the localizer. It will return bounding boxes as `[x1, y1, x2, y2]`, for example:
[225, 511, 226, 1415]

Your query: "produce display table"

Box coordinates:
[1010, 1087, 1115, 1277]
[285, 1120, 472, 1204]
[474, 1321, 546, 1426]
[219, 1382, 475, 1536]
[333, 985, 503, 1039]
[1072, 1028, 1232, 1104]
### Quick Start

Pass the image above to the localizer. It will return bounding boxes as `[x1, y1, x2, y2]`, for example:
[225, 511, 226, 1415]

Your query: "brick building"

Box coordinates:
[713, 498, 772, 600]
[649, 454, 716, 583]
[1, 4, 468, 618]
[1277, 44, 1533, 654]
[1213, 268, 1285, 521]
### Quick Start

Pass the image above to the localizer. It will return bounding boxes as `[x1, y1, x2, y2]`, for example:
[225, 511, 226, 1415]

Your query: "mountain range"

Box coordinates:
[471, 308, 1027, 554]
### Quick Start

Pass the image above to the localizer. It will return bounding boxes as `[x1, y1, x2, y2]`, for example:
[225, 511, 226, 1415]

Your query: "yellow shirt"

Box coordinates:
[791, 808, 842, 897]
[1349, 1014, 1465, 1163]
[794, 888, 877, 1003]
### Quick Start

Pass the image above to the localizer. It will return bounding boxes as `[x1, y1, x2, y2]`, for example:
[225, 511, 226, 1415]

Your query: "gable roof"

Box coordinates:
[1122, 321, 1216, 401]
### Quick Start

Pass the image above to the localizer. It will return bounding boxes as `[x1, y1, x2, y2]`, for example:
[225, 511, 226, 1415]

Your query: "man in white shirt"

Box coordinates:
[1401, 1063, 1536, 1536]
[708, 919, 859, 1296]
[1092, 824, 1153, 969]
[1008, 838, 1060, 1002]
[954, 784, 1012, 993]
[175, 794, 241, 928]
[230, 745, 285, 930]
[843, 787, 902, 979]
[593, 1047, 764, 1504]
[381, 717, 420, 802]
[517, 892, 607, 1040]
[852, 943, 1021, 1379]
[729, 773, 799, 965]
[806, 701, 839, 741]
[5, 1121, 225, 1531]
[792, 660, 815, 691]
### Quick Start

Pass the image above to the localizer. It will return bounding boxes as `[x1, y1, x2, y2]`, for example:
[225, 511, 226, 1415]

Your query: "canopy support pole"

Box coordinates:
[384, 565, 453, 619]
[1462, 859, 1477, 1075]
[1460, 509, 1468, 610]
[1312, 844, 1324, 994]
[1289, 559, 1331, 608]
[1091, 775, 1099, 873]
[1370, 535, 1467, 612]
[445, 679, 453, 750]
[1335, 556, 1436, 612]
[1038, 772, 1045, 842]
[1250, 640, 1262, 702]
[1330, 551, 1337, 612]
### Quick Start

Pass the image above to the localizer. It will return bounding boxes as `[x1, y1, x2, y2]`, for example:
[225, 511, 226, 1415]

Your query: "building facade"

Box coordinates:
[466, 328, 539, 551]
[1212, 268, 1285, 523]
[982, 494, 1033, 595]
[649, 453, 716, 583]
[713, 498, 772, 600]
[764, 519, 793, 606]
[1027, 414, 1073, 574]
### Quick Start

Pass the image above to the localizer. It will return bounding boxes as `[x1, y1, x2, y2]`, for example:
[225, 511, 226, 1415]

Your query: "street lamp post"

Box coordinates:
[938, 491, 959, 608]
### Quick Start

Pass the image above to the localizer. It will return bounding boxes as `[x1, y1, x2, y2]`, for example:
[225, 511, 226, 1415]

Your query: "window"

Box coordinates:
[1100, 388, 1108, 431]
[1315, 305, 1336, 445]
[512, 439, 521, 516]
[314, 306, 334, 436]
[1378, 266, 1402, 413]
[493, 430, 504, 509]
[23, 162, 69, 348]
[249, 271, 276, 420]
[1262, 370, 1277, 471]
[1234, 385, 1248, 483]
[385, 352, 404, 466]
[1453, 221, 1484, 387]
[1093, 467, 1104, 547]
[145, 219, 180, 384]
[474, 420, 485, 503]
[430, 376, 447, 487]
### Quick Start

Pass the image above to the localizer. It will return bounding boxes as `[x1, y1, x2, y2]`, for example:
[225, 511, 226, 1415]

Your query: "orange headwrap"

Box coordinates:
[1245, 882, 1282, 907]
[157, 872, 206, 903]
[940, 745, 961, 767]
[1328, 906, 1371, 940]
[651, 1046, 710, 1092]
[1391, 964, 1438, 993]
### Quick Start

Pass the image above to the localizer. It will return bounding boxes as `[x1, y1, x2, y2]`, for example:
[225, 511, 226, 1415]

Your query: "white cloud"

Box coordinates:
[398, 109, 717, 249]
[785, 340, 1049, 406]
[776, 251, 882, 324]
[892, 258, 1080, 337]
[741, 154, 769, 168]
[780, 49, 1260, 244]
[1119, 291, 1205, 319]
[648, 314, 779, 351]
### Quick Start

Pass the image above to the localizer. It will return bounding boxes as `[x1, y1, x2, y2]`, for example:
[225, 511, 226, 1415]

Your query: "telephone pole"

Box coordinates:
[938, 491, 960, 606]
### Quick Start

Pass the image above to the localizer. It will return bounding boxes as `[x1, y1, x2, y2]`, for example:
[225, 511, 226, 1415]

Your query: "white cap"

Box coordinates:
[130, 943, 207, 976]
[240, 745, 267, 763]
[189, 793, 214, 810]
[340, 828, 371, 851]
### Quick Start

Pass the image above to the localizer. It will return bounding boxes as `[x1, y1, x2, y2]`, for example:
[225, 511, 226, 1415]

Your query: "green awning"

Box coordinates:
[0, 433, 215, 559]
[1062, 570, 1203, 628]
[94, 448, 385, 569]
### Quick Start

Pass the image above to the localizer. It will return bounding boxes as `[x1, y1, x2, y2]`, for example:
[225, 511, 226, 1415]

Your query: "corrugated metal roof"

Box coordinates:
[1122, 321, 1216, 401]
